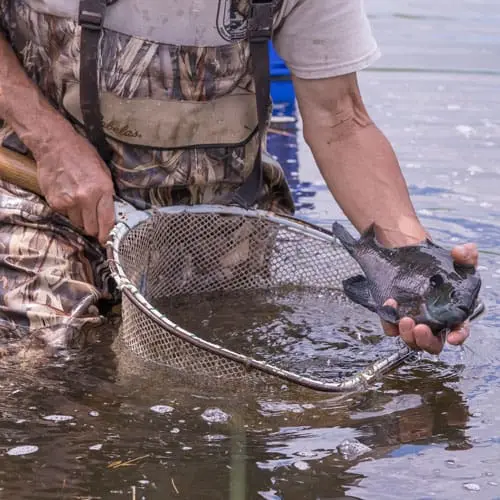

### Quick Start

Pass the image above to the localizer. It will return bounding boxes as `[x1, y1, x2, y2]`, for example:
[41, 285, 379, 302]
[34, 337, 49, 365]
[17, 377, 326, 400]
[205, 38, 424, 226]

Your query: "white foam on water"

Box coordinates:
[463, 483, 481, 492]
[201, 408, 230, 424]
[7, 445, 39, 456]
[42, 415, 74, 422]
[337, 439, 372, 461]
[456, 125, 476, 138]
[293, 461, 310, 471]
[150, 405, 174, 415]
[204, 434, 228, 442]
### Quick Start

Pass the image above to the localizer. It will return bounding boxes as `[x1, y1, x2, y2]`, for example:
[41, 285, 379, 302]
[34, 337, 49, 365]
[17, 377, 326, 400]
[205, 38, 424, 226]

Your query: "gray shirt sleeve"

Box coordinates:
[273, 0, 380, 79]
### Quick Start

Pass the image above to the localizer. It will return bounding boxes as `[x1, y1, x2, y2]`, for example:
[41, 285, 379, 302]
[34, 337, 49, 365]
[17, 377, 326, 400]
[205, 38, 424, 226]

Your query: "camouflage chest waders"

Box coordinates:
[0, 0, 294, 347]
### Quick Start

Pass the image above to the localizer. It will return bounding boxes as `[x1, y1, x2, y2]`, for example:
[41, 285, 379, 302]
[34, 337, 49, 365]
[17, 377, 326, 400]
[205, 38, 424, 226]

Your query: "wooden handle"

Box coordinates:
[0, 147, 42, 196]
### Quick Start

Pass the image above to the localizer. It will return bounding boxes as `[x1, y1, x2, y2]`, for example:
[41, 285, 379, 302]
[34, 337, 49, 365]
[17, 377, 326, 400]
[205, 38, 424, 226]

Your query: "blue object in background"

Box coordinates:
[269, 42, 290, 77]
[266, 43, 315, 212]
[269, 42, 295, 106]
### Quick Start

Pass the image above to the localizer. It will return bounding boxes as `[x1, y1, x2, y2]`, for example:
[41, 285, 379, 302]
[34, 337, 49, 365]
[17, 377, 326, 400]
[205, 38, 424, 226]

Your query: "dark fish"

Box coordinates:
[331, 222, 482, 334]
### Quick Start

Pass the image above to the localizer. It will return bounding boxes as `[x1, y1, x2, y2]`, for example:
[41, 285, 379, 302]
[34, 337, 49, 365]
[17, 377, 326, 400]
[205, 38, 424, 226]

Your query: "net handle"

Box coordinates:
[0, 146, 42, 195]
[0, 146, 141, 223]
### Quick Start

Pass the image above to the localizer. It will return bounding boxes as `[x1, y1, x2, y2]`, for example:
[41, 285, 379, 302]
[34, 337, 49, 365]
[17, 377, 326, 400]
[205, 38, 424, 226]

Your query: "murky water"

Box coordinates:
[1, 1, 500, 499]
[152, 288, 400, 381]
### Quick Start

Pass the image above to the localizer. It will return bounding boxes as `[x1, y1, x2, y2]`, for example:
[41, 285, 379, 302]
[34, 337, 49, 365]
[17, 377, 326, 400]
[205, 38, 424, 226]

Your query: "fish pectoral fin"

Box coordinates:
[375, 305, 400, 324]
[343, 275, 401, 324]
[331, 222, 357, 252]
[342, 275, 378, 312]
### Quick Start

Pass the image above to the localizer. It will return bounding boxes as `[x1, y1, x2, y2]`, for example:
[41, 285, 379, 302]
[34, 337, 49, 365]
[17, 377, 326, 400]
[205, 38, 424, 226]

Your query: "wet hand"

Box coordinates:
[382, 243, 479, 354]
[35, 129, 115, 246]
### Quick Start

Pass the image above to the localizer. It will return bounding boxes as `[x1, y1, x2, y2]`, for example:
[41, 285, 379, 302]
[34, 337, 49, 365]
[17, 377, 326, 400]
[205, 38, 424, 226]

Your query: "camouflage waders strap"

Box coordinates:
[230, 0, 275, 209]
[78, 0, 113, 163]
[6, 0, 274, 206]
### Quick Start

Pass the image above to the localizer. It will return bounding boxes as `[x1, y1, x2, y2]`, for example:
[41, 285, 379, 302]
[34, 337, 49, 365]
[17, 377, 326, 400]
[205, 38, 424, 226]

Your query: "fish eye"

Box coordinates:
[430, 274, 444, 288]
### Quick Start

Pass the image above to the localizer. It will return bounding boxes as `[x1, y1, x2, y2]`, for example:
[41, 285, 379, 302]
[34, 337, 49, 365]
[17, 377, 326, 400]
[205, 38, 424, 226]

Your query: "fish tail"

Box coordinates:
[331, 222, 357, 252]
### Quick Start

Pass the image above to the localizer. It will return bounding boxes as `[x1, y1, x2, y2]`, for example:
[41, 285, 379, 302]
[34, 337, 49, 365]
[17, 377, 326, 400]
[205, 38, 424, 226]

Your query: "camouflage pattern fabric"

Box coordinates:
[2, 0, 293, 211]
[0, 177, 118, 348]
[0, 0, 294, 346]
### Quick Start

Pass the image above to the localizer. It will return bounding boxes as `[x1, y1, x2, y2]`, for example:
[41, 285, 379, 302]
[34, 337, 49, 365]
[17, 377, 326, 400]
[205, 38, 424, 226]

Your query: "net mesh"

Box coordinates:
[112, 208, 386, 385]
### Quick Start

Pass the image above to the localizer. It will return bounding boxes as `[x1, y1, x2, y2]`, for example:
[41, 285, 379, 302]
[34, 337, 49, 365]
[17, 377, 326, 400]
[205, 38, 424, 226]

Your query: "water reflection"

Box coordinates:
[0, 337, 476, 499]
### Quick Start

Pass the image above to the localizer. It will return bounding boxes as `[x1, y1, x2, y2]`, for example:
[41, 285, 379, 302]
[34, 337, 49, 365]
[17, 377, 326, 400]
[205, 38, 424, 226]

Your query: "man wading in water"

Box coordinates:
[0, 0, 478, 354]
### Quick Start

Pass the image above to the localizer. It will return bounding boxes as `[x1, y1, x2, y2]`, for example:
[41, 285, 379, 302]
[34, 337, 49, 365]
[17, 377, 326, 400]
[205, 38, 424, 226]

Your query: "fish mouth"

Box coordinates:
[419, 303, 469, 333]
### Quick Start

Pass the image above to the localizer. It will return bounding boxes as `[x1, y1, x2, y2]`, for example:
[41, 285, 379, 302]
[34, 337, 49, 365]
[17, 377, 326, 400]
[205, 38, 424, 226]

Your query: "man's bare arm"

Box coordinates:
[0, 33, 115, 244]
[0, 34, 74, 155]
[293, 72, 426, 247]
[293, 72, 479, 353]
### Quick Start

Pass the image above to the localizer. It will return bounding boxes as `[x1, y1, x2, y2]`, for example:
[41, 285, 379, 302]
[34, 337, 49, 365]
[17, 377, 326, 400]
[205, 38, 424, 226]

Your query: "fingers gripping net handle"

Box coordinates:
[107, 204, 415, 391]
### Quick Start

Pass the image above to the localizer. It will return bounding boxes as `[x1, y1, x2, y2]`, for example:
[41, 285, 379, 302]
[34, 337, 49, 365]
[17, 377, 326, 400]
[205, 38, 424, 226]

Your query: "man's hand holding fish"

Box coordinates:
[383, 243, 479, 355]
[296, 74, 481, 356]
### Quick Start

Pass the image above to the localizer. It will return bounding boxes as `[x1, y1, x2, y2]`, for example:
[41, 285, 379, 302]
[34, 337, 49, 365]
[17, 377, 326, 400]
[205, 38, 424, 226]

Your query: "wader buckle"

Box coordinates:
[249, 0, 274, 42]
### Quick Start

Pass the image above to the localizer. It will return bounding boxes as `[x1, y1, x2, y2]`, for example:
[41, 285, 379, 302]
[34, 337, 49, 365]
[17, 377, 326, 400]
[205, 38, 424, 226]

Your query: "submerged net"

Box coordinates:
[108, 205, 411, 390]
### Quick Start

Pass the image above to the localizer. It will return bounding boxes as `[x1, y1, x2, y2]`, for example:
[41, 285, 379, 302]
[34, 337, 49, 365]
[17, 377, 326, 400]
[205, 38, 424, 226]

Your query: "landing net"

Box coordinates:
[107, 204, 414, 392]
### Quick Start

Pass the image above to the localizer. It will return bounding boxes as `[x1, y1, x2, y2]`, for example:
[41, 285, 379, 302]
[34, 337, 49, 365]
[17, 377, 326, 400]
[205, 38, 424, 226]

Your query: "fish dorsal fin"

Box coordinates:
[331, 222, 358, 252]
[360, 223, 386, 249]
[362, 223, 377, 240]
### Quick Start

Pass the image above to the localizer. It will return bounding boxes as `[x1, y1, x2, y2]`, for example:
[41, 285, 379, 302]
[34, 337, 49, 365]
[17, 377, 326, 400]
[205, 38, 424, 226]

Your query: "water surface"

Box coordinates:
[1, 1, 500, 499]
